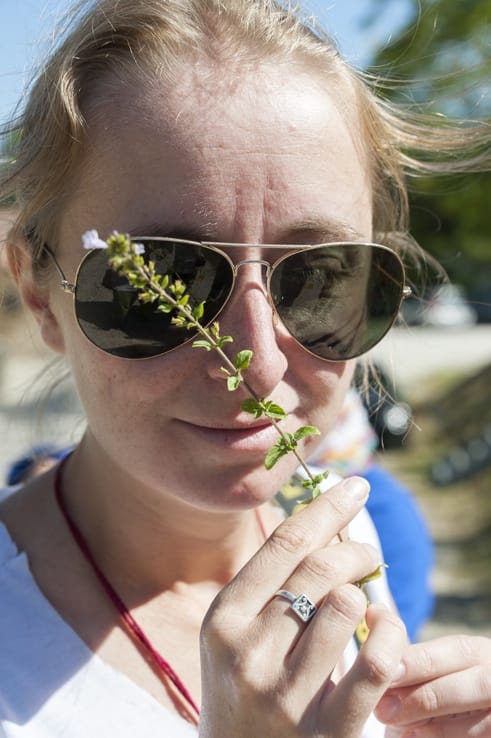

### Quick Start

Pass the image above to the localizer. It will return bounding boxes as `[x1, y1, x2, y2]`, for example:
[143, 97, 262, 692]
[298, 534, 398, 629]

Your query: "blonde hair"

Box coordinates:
[1, 0, 489, 276]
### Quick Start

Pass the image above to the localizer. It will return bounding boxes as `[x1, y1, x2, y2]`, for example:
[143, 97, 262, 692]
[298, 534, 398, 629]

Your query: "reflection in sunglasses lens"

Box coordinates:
[73, 240, 404, 361]
[75, 241, 234, 358]
[270, 244, 403, 360]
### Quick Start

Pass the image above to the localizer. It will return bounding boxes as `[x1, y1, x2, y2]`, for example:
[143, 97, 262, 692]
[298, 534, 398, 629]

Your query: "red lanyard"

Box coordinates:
[54, 457, 268, 725]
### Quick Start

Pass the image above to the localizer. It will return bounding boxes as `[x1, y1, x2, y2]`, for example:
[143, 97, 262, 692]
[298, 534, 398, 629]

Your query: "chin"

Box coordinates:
[189, 460, 296, 513]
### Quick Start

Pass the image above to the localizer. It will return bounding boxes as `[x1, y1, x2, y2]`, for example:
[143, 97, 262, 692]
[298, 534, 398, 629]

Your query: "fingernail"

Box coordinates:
[376, 694, 402, 722]
[342, 476, 370, 501]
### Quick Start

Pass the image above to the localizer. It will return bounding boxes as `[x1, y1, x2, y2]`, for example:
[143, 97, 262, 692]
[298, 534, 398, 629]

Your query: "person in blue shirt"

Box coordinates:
[5, 444, 72, 486]
[310, 389, 435, 642]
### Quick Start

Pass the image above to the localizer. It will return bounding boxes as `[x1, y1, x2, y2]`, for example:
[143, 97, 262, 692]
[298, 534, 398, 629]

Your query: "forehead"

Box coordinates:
[63, 59, 371, 245]
[90, 57, 363, 154]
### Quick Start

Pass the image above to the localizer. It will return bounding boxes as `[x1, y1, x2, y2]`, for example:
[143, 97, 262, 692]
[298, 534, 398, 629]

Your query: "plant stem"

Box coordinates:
[136, 261, 319, 491]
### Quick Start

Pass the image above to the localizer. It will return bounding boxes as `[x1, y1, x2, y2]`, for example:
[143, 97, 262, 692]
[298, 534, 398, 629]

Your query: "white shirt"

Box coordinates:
[0, 477, 389, 737]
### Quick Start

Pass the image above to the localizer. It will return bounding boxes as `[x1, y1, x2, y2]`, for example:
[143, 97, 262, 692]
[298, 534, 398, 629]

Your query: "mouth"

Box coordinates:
[177, 418, 286, 452]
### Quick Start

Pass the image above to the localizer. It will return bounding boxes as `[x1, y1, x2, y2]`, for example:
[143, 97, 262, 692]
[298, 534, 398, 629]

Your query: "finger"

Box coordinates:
[390, 709, 491, 738]
[390, 635, 491, 688]
[283, 540, 380, 602]
[321, 603, 407, 738]
[376, 666, 491, 726]
[287, 584, 367, 695]
[259, 540, 379, 642]
[217, 476, 370, 616]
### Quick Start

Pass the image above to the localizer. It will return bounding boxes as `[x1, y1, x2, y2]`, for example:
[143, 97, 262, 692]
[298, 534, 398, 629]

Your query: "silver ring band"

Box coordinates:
[274, 590, 317, 622]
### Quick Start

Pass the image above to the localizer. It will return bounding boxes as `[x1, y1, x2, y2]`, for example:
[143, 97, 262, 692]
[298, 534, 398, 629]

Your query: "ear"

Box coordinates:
[6, 238, 66, 354]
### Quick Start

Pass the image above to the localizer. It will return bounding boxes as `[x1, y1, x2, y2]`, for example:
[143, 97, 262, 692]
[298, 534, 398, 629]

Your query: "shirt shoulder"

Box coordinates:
[0, 511, 196, 737]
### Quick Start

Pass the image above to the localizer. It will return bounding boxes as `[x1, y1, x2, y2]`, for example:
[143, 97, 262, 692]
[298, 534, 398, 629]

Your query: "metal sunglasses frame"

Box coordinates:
[44, 237, 412, 362]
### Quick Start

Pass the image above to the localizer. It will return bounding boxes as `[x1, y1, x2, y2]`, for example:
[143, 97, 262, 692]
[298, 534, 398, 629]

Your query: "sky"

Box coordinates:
[0, 0, 412, 126]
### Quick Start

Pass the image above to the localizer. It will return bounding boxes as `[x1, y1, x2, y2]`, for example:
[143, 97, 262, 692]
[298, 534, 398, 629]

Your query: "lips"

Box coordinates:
[177, 417, 287, 452]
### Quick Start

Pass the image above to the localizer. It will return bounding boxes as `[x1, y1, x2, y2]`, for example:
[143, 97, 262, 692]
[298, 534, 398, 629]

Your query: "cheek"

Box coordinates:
[306, 361, 355, 432]
[63, 327, 198, 423]
[297, 363, 354, 463]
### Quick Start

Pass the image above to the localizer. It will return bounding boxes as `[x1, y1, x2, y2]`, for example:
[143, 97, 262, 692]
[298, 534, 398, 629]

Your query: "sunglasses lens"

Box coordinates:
[270, 243, 404, 361]
[74, 241, 233, 358]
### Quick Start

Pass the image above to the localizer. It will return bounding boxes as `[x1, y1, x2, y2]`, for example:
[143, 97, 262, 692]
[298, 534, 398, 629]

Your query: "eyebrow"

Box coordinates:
[130, 223, 217, 242]
[276, 218, 367, 244]
[129, 217, 366, 245]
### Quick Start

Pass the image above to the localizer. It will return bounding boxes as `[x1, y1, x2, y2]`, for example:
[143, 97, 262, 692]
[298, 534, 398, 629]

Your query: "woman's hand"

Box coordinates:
[375, 635, 491, 737]
[199, 477, 407, 738]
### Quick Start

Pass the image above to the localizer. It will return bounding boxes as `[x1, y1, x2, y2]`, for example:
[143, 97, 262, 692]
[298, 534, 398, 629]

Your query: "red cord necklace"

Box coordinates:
[54, 456, 268, 726]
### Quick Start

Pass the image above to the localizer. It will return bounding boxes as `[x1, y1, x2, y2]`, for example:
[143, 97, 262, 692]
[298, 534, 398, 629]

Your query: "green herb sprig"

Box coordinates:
[103, 231, 328, 500]
[84, 230, 387, 584]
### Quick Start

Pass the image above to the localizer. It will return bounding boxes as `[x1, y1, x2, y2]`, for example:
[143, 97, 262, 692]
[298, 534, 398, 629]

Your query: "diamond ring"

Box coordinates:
[273, 590, 317, 623]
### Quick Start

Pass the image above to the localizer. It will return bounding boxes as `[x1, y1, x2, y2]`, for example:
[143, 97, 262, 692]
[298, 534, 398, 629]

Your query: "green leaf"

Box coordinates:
[264, 441, 289, 470]
[356, 564, 388, 589]
[171, 316, 188, 327]
[293, 425, 321, 442]
[234, 349, 253, 371]
[241, 398, 264, 418]
[192, 302, 205, 320]
[216, 335, 234, 348]
[171, 279, 186, 297]
[301, 471, 329, 489]
[262, 401, 286, 420]
[157, 303, 174, 314]
[283, 432, 296, 448]
[139, 292, 158, 304]
[192, 339, 213, 351]
[227, 374, 242, 391]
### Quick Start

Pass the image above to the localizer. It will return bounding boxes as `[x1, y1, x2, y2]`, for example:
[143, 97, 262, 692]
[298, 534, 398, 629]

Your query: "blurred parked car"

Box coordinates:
[400, 284, 477, 327]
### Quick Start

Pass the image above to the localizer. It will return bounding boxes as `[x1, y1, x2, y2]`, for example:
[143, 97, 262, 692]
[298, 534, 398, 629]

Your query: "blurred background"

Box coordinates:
[1, 0, 490, 641]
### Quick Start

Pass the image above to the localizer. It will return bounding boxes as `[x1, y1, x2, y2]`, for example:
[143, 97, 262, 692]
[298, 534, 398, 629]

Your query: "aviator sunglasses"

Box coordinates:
[46, 237, 411, 362]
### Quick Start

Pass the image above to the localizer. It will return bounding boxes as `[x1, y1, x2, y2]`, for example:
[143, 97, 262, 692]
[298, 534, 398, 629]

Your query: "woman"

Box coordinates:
[0, 1, 490, 736]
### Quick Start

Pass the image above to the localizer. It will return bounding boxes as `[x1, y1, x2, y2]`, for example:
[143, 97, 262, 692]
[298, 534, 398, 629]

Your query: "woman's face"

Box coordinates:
[47, 60, 373, 511]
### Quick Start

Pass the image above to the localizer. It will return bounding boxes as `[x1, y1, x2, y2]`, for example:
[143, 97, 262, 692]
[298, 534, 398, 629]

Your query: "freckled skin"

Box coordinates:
[6, 52, 489, 738]
[46, 61, 372, 517]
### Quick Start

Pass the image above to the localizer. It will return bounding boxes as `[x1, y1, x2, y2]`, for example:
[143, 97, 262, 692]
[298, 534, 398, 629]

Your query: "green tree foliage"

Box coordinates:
[369, 0, 491, 294]
[0, 129, 21, 207]
[1, 128, 21, 158]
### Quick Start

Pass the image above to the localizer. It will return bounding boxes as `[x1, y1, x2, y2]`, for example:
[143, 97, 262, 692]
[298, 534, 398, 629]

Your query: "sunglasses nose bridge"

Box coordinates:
[232, 258, 272, 294]
[233, 258, 271, 273]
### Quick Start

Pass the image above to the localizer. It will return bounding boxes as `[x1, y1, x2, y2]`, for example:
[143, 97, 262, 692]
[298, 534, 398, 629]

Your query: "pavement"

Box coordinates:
[369, 323, 491, 393]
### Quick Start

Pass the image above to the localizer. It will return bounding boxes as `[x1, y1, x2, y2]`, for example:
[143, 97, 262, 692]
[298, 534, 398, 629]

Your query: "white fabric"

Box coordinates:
[0, 521, 197, 738]
[296, 468, 391, 738]
[0, 477, 389, 737]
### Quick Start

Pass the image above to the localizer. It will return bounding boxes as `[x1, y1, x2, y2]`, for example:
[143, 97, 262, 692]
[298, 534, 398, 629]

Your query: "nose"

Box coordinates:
[204, 262, 289, 397]
[234, 257, 271, 274]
